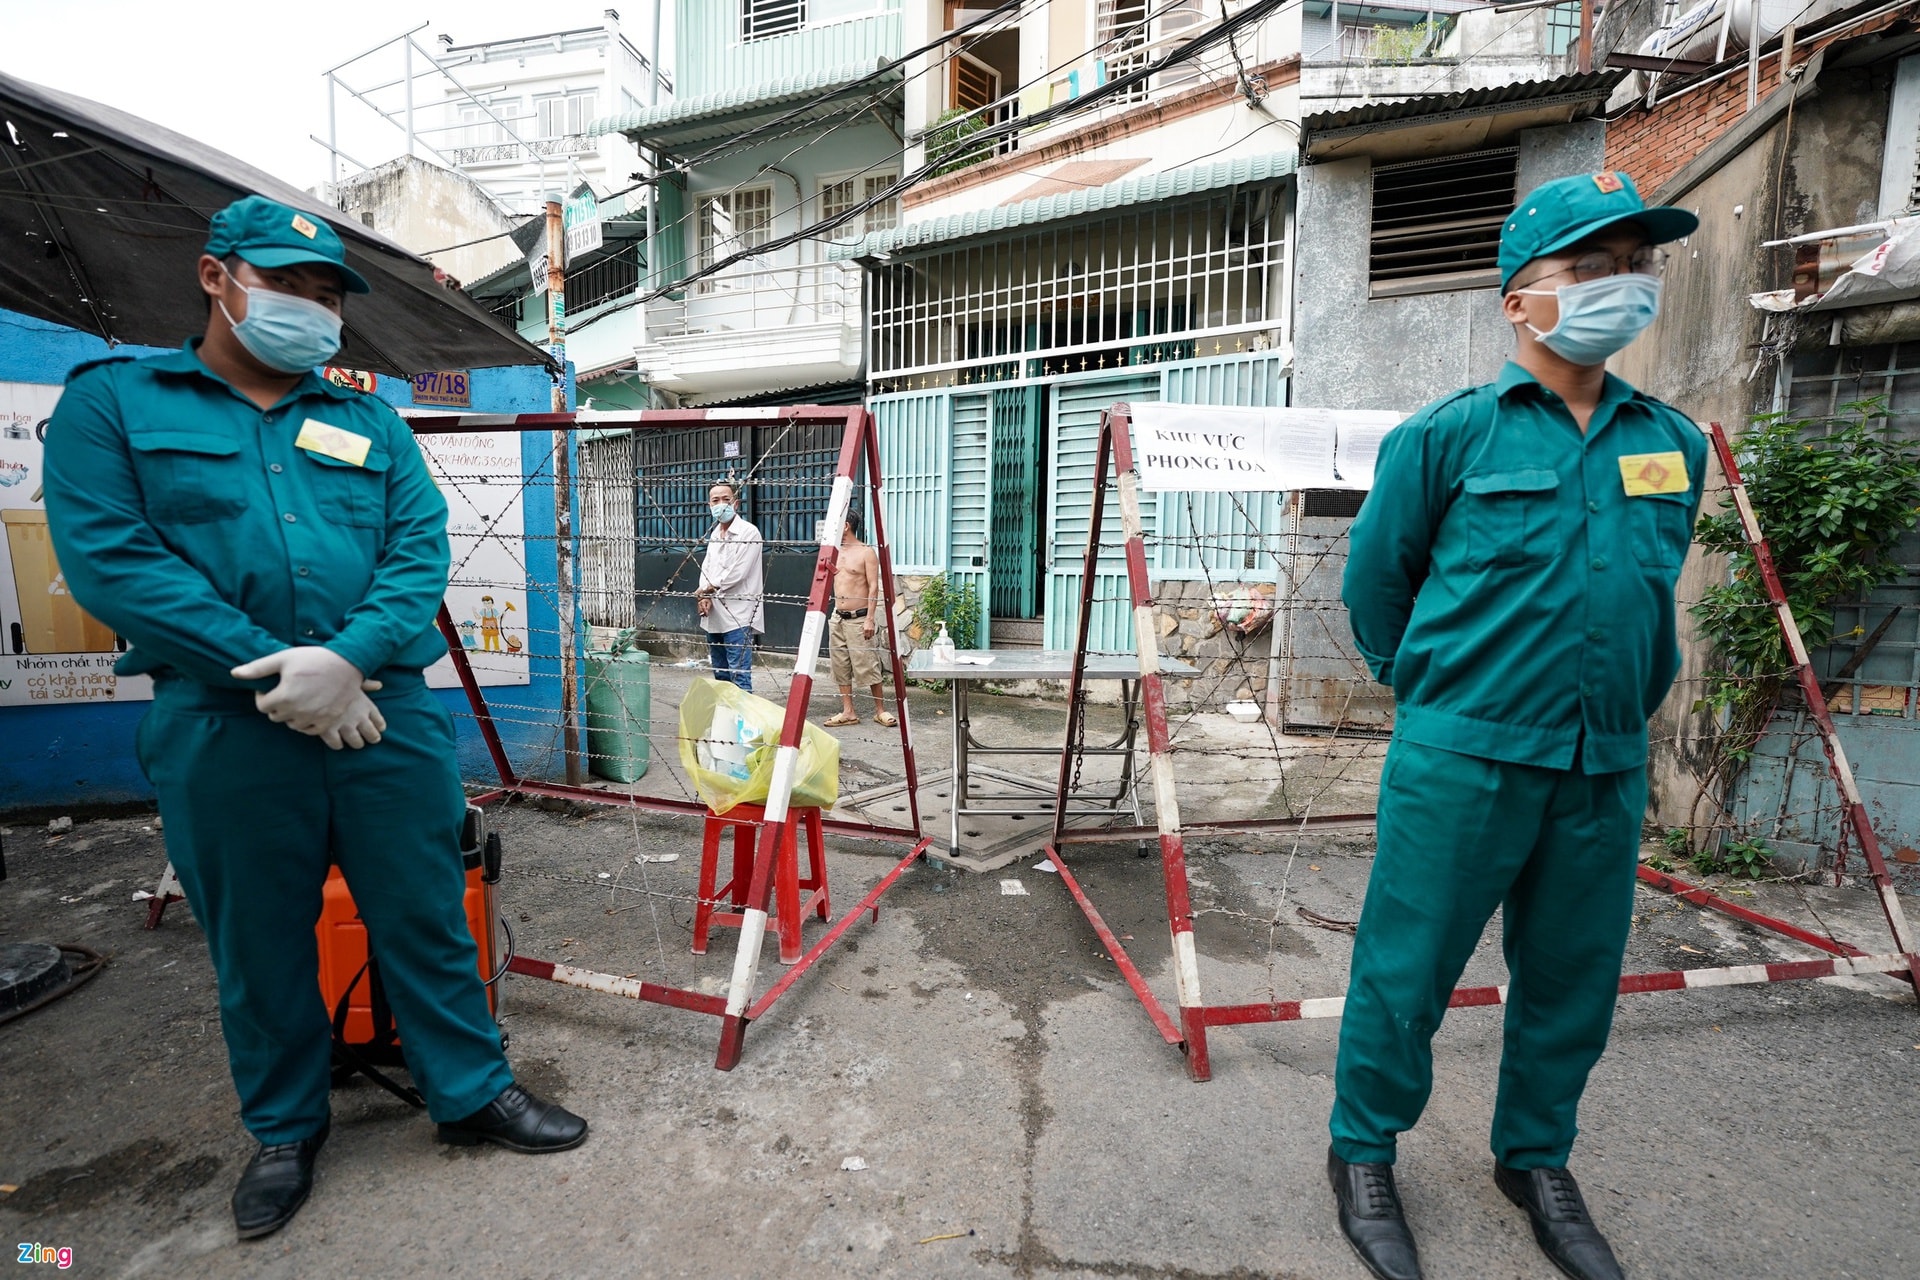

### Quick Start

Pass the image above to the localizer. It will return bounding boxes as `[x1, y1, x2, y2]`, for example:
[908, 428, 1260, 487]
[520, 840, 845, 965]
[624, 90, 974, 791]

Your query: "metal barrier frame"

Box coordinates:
[409, 405, 929, 1070]
[1046, 407, 1919, 1082]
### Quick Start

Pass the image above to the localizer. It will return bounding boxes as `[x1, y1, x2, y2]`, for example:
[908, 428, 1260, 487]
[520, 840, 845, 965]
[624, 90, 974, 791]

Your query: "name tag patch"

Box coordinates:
[295, 419, 372, 467]
[1618, 451, 1688, 496]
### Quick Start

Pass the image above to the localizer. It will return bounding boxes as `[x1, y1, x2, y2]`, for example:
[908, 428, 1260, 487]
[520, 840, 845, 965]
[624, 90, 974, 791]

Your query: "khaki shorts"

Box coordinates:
[829, 612, 887, 687]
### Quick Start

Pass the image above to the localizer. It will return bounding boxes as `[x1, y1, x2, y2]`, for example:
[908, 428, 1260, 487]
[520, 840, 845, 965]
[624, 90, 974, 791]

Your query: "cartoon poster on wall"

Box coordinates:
[412, 424, 530, 690]
[0, 381, 529, 706]
[0, 381, 150, 707]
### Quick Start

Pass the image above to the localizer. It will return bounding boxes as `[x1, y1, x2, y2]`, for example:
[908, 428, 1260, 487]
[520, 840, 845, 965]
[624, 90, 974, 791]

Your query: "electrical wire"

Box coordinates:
[554, 0, 1268, 334]
[419, 0, 1048, 258]
[602, 0, 1183, 260]
[638, 0, 1296, 303]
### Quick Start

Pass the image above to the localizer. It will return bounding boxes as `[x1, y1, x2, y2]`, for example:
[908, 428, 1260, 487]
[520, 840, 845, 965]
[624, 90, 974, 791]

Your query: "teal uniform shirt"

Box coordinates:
[1343, 361, 1707, 774]
[42, 341, 449, 687]
[41, 340, 512, 1142]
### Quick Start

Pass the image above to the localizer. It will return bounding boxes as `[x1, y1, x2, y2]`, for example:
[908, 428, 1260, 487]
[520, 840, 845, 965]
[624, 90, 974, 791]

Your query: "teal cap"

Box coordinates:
[1498, 172, 1698, 290]
[204, 195, 371, 294]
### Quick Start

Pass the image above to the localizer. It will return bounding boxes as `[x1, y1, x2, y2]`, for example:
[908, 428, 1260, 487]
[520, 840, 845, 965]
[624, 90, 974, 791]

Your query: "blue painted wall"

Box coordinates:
[0, 307, 572, 810]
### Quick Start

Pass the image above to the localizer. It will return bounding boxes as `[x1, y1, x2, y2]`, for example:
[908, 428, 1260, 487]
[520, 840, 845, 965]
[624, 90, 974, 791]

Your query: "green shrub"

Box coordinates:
[918, 572, 983, 650]
[923, 107, 995, 178]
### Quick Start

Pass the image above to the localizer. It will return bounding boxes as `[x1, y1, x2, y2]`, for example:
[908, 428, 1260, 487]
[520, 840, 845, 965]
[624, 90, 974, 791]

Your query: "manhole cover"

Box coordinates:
[0, 942, 71, 1016]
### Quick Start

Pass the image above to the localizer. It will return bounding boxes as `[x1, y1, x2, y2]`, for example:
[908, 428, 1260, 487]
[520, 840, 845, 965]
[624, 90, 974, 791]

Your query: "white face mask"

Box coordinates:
[218, 266, 344, 372]
[1516, 273, 1663, 365]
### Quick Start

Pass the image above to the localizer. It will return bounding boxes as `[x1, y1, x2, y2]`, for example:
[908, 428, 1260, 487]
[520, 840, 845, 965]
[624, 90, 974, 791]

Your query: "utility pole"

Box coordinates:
[403, 38, 414, 157]
[546, 199, 584, 785]
[1578, 0, 1593, 75]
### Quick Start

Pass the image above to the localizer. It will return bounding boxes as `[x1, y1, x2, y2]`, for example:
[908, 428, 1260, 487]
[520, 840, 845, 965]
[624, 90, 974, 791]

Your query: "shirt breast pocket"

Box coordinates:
[1462, 469, 1560, 569]
[300, 446, 391, 528]
[1630, 490, 1693, 570]
[127, 430, 249, 524]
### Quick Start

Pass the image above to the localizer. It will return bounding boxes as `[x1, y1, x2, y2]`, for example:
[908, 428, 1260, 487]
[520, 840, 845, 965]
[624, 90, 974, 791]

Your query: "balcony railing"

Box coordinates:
[448, 134, 601, 165]
[645, 260, 862, 340]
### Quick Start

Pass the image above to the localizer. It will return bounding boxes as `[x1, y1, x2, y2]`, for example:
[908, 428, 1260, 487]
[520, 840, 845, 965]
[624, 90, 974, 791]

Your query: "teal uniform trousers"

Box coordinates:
[139, 676, 513, 1142]
[44, 342, 513, 1144]
[1329, 739, 1644, 1168]
[1332, 362, 1704, 1168]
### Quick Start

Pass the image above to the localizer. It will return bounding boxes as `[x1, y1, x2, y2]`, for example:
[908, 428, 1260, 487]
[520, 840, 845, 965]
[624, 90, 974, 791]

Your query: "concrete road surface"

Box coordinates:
[2, 684, 1915, 1279]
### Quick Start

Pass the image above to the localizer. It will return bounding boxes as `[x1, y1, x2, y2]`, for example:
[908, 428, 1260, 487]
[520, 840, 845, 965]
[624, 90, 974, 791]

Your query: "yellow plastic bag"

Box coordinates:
[677, 678, 840, 816]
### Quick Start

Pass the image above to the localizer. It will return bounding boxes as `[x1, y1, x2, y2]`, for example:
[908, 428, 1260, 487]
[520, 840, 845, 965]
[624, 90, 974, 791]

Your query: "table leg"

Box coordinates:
[1122, 679, 1148, 855]
[950, 678, 965, 857]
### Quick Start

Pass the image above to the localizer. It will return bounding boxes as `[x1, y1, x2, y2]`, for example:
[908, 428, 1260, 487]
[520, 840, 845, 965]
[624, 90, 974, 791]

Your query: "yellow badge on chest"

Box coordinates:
[295, 419, 372, 467]
[1618, 451, 1688, 496]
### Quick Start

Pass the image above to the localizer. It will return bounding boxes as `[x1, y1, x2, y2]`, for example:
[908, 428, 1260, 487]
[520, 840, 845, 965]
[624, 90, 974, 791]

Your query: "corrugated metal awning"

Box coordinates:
[1301, 71, 1625, 159]
[588, 60, 900, 150]
[827, 150, 1299, 261]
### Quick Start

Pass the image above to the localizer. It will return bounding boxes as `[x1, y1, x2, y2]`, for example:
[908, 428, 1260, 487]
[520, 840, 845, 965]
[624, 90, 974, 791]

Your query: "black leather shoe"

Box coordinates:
[437, 1083, 588, 1153]
[1328, 1146, 1424, 1280]
[1495, 1164, 1625, 1280]
[232, 1121, 327, 1240]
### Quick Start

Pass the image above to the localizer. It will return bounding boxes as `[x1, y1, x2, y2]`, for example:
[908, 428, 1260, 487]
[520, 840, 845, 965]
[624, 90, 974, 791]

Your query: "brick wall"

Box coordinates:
[1606, 5, 1912, 195]
[1606, 59, 1786, 194]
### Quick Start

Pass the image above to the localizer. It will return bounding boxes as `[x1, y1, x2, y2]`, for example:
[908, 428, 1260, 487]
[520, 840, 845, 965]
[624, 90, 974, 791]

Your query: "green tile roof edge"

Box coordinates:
[587, 59, 900, 139]
[826, 149, 1299, 261]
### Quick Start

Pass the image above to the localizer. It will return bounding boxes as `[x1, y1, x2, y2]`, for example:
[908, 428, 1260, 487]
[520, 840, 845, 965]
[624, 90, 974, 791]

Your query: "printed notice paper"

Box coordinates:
[1130, 404, 1407, 493]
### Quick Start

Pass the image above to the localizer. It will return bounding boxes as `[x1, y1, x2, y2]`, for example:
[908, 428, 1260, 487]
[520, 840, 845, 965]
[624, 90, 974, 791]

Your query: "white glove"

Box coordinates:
[231, 647, 386, 750]
[316, 691, 388, 751]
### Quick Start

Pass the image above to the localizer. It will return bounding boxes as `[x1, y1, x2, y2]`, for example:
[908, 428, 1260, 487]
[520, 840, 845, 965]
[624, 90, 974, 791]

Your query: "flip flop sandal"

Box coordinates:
[872, 712, 898, 727]
[823, 712, 860, 727]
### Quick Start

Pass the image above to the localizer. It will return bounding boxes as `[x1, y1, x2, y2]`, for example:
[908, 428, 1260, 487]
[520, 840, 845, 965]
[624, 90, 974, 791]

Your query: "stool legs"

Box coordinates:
[693, 806, 831, 966]
[692, 815, 724, 955]
[775, 821, 802, 965]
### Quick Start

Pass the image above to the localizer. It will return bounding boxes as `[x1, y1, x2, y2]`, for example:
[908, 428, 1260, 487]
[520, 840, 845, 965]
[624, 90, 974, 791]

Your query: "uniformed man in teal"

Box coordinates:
[43, 196, 588, 1241]
[1327, 173, 1704, 1280]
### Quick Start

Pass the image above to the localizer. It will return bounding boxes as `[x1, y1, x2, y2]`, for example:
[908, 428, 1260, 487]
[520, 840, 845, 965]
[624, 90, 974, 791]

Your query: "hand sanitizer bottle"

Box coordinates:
[932, 622, 955, 663]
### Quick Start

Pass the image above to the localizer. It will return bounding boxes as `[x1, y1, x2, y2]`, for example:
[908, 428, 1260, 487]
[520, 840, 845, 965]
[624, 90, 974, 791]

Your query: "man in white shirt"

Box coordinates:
[695, 480, 764, 691]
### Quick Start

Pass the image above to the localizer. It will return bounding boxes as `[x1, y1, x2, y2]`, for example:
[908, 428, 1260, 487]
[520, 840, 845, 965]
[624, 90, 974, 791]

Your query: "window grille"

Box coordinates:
[868, 186, 1289, 384]
[1154, 0, 1210, 91]
[821, 173, 900, 239]
[952, 52, 999, 113]
[1098, 0, 1153, 104]
[1785, 344, 1920, 718]
[1545, 2, 1583, 56]
[742, 0, 805, 41]
[578, 432, 638, 630]
[535, 90, 599, 139]
[1301, 489, 1367, 519]
[486, 293, 522, 326]
[456, 95, 520, 151]
[696, 186, 774, 270]
[565, 249, 640, 311]
[1368, 147, 1517, 298]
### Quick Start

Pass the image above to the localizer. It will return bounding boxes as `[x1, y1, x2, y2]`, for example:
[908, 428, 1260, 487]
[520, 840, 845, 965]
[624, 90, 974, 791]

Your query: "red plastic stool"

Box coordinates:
[692, 803, 829, 965]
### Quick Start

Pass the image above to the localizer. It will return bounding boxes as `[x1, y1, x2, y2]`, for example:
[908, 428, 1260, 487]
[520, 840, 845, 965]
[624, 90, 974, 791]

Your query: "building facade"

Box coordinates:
[1601, 0, 1920, 880]
[597, 0, 906, 406]
[436, 10, 665, 219]
[833, 0, 1597, 725]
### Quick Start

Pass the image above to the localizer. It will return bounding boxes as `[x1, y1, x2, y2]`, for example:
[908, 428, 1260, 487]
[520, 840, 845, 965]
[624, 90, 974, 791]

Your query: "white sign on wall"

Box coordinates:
[1131, 404, 1407, 494]
[412, 425, 531, 689]
[0, 381, 151, 707]
[0, 380, 530, 707]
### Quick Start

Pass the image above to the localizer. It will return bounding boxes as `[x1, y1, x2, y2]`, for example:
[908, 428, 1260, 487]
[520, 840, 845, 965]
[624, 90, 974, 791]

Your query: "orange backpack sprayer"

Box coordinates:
[317, 805, 509, 1104]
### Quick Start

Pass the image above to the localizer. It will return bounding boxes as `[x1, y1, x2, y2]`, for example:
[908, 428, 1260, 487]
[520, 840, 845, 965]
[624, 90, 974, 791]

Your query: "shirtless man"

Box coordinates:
[822, 511, 895, 728]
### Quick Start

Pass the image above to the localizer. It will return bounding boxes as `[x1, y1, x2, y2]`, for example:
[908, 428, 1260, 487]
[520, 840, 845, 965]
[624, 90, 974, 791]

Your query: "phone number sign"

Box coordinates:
[412, 370, 472, 408]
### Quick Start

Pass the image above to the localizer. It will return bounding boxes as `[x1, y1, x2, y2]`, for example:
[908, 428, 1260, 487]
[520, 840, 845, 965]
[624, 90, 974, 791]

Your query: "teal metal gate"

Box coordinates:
[989, 385, 1045, 618]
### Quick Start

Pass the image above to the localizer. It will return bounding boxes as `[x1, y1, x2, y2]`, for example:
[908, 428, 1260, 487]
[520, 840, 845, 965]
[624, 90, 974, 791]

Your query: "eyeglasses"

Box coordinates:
[1527, 247, 1670, 287]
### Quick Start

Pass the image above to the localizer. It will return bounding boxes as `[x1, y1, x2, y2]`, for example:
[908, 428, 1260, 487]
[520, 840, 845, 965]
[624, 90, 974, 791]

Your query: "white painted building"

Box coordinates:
[435, 9, 668, 217]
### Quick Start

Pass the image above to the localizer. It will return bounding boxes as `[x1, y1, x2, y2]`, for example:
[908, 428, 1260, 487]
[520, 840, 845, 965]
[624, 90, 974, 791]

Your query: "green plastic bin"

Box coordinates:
[584, 632, 650, 784]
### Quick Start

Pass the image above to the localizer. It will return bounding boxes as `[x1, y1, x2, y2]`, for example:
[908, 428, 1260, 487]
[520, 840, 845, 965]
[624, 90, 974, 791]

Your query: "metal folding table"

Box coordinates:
[906, 649, 1198, 857]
